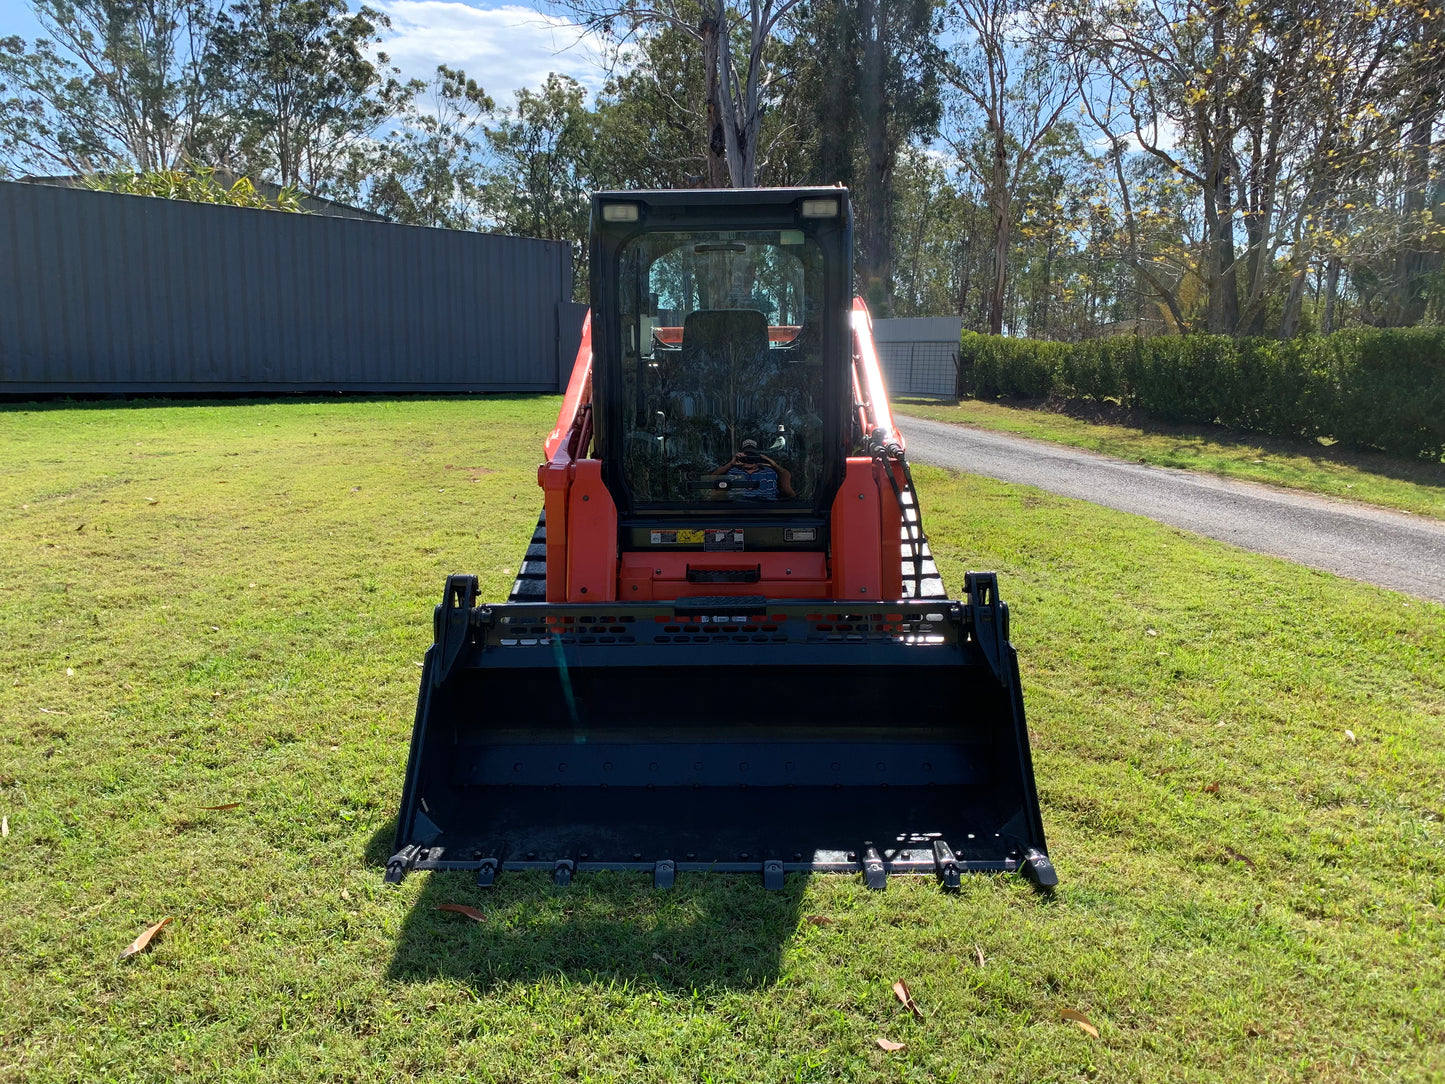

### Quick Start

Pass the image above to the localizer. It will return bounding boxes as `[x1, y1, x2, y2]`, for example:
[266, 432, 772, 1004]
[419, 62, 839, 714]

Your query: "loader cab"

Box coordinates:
[590, 189, 853, 528]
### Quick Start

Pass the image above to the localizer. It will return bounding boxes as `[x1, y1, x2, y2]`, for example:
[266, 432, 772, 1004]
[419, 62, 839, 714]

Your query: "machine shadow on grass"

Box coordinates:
[367, 822, 809, 993]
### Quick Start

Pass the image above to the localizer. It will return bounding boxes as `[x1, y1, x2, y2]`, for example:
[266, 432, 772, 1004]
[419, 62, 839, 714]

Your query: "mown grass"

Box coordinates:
[1, 396, 1442, 1083]
[895, 397, 1445, 520]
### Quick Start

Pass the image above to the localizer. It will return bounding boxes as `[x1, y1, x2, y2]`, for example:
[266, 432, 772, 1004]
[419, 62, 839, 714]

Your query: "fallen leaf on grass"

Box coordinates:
[199, 803, 241, 811]
[876, 1038, 905, 1052]
[39, 708, 67, 716]
[435, 904, 484, 922]
[1344, 729, 1357, 743]
[892, 980, 924, 1020]
[1060, 1008, 1098, 1038]
[1203, 782, 1220, 794]
[1223, 847, 1256, 869]
[2, 816, 8, 837]
[120, 917, 172, 960]
[804, 915, 834, 926]
[651, 952, 669, 965]
[974, 945, 986, 967]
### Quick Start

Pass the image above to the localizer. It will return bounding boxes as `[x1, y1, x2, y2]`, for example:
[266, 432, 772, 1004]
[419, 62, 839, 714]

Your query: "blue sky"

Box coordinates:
[0, 0, 611, 101]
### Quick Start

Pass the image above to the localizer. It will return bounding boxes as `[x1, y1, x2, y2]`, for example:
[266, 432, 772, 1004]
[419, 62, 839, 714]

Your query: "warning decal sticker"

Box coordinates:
[649, 528, 706, 545]
[703, 529, 745, 552]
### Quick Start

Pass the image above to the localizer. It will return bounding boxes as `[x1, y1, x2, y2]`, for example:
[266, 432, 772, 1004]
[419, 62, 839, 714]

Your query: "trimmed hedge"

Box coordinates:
[958, 328, 1445, 460]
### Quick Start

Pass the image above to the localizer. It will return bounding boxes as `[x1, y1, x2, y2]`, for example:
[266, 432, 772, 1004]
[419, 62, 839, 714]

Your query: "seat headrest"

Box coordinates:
[680, 309, 769, 359]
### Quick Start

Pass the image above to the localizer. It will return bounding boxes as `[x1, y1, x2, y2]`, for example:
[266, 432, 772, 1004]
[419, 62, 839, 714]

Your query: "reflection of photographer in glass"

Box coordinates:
[710, 439, 795, 500]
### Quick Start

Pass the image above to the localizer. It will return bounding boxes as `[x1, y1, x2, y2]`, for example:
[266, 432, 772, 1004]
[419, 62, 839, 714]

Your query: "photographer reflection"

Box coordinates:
[709, 438, 795, 500]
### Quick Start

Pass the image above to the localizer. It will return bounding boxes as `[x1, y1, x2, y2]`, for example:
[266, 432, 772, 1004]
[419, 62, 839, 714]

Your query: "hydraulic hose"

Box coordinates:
[865, 428, 928, 595]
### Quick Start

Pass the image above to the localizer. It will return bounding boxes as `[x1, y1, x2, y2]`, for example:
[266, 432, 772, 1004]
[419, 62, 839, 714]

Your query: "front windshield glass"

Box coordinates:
[618, 229, 826, 505]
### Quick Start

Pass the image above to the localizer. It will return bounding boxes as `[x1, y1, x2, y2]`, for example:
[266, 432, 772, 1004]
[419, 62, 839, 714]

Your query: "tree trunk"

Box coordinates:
[956, 233, 972, 321]
[1322, 257, 1341, 333]
[700, 12, 729, 187]
[1385, 107, 1440, 325]
[987, 213, 1008, 334]
[712, 0, 753, 186]
[1278, 264, 1308, 338]
[986, 128, 1009, 335]
[1202, 148, 1240, 334]
[1037, 233, 1055, 337]
[856, 0, 894, 313]
[1200, 7, 1240, 336]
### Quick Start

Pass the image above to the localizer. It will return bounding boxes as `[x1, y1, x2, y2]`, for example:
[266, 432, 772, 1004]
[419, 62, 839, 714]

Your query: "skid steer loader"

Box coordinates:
[386, 188, 1054, 890]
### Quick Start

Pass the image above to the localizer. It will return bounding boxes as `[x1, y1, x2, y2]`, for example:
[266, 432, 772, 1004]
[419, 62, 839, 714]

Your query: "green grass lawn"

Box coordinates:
[895, 397, 1445, 521]
[2, 396, 1442, 1083]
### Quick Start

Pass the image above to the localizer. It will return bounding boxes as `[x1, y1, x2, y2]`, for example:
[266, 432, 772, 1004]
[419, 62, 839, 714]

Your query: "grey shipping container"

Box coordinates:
[0, 180, 574, 394]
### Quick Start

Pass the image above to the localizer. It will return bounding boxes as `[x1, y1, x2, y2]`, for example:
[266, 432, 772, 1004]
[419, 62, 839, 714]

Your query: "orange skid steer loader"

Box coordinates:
[387, 188, 1053, 891]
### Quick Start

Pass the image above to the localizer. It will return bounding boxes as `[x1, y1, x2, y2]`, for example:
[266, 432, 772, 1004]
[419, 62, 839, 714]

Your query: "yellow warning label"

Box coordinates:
[676, 529, 704, 544]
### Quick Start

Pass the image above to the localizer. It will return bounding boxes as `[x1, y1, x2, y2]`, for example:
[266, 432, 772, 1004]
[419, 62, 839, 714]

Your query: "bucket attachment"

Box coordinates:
[388, 574, 1053, 890]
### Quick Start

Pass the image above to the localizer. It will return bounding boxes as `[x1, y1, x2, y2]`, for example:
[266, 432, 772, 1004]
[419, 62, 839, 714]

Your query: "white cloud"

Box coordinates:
[375, 1, 611, 101]
[1086, 114, 1183, 157]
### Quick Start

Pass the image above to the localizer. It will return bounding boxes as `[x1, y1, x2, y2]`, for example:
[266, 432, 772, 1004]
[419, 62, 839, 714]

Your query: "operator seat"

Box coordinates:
[679, 309, 770, 385]
[672, 308, 772, 467]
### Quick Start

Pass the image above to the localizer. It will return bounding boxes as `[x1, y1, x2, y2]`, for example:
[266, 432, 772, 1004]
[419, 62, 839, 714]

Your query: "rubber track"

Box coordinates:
[899, 485, 947, 599]
[508, 511, 549, 602]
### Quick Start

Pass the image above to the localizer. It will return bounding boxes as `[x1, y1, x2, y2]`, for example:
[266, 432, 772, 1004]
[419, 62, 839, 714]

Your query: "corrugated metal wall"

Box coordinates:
[0, 181, 574, 394]
[872, 317, 963, 400]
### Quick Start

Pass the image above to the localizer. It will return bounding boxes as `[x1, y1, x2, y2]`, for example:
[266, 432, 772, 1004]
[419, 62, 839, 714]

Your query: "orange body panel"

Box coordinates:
[652, 325, 801, 345]
[619, 551, 831, 601]
[564, 459, 618, 601]
[540, 462, 571, 603]
[544, 311, 592, 461]
[828, 457, 886, 600]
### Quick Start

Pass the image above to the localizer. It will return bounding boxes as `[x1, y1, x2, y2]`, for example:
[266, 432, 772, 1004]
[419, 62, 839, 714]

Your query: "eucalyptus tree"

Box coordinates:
[556, 0, 803, 187]
[0, 0, 223, 174]
[590, 22, 712, 189]
[944, 0, 1077, 334]
[1058, 0, 1441, 335]
[206, 0, 408, 193]
[363, 65, 492, 229]
[854, 0, 943, 312]
[484, 73, 597, 293]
